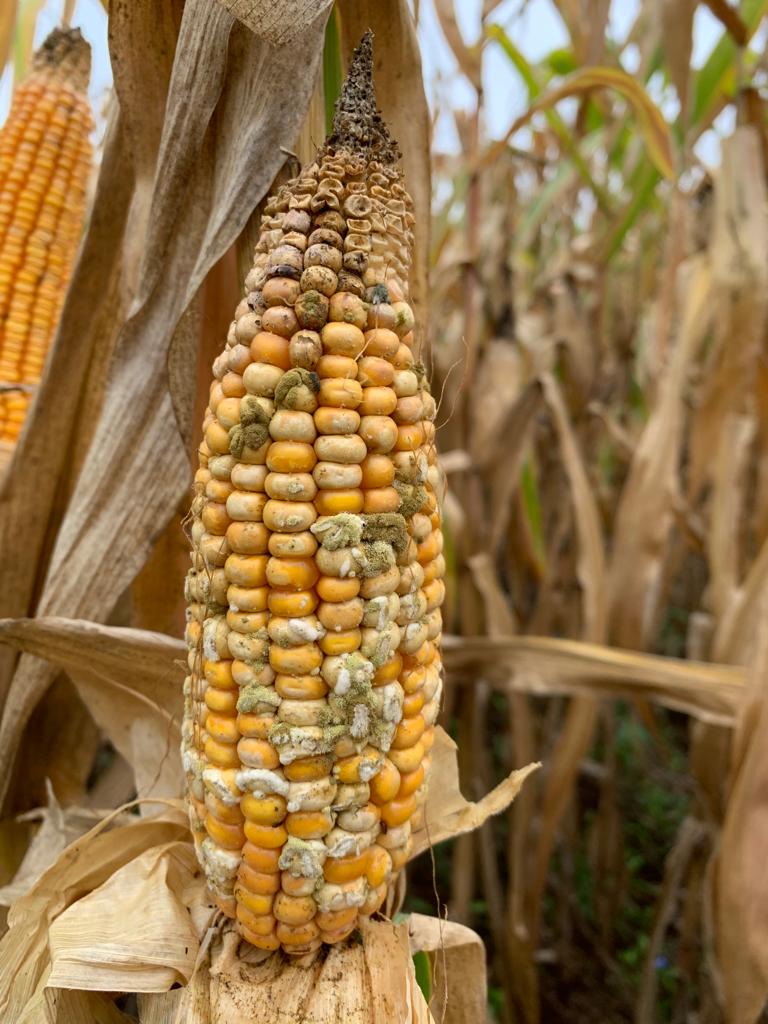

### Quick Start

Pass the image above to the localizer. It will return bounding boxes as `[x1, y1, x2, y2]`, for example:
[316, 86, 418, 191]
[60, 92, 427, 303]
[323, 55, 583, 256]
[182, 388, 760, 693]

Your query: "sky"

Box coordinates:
[0, 0, 754, 164]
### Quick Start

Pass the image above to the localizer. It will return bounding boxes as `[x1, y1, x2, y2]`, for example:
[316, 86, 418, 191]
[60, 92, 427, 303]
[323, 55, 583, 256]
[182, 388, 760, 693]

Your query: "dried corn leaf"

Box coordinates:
[432, 0, 482, 87]
[714, 586, 768, 1023]
[494, 65, 675, 181]
[688, 129, 768, 503]
[0, 618, 182, 800]
[48, 842, 204, 992]
[0, 0, 185, 701]
[0, 783, 103, 910]
[661, 0, 696, 124]
[530, 374, 606, 925]
[408, 914, 487, 1024]
[214, 0, 333, 46]
[469, 341, 526, 468]
[410, 728, 539, 858]
[0, 0, 328, 808]
[443, 635, 744, 725]
[2, 616, 743, 727]
[0, 811, 187, 1021]
[608, 254, 713, 648]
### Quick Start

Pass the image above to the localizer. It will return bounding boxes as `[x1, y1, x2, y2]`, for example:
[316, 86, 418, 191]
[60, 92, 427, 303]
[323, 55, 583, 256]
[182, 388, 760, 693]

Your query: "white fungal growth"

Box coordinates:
[358, 754, 384, 782]
[335, 667, 352, 696]
[350, 703, 370, 739]
[279, 837, 327, 877]
[332, 782, 370, 810]
[202, 767, 240, 806]
[235, 768, 289, 798]
[182, 747, 204, 779]
[202, 617, 221, 662]
[200, 838, 240, 887]
[316, 877, 367, 913]
[286, 777, 337, 813]
[287, 617, 325, 642]
[378, 681, 404, 724]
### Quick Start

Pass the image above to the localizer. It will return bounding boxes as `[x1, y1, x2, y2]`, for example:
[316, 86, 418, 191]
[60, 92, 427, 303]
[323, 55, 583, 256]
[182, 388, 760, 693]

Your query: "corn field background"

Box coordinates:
[0, 0, 768, 1021]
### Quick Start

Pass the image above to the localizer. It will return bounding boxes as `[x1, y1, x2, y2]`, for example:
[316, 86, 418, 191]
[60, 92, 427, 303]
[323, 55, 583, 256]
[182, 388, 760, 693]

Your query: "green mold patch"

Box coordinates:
[237, 684, 280, 713]
[362, 512, 408, 553]
[394, 480, 426, 518]
[354, 540, 396, 577]
[229, 397, 271, 458]
[312, 512, 364, 550]
[274, 367, 320, 409]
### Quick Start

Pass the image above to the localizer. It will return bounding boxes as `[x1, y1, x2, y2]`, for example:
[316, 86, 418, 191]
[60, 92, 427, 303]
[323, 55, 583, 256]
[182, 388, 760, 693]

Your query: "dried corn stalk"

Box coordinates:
[182, 32, 444, 956]
[0, 27, 93, 452]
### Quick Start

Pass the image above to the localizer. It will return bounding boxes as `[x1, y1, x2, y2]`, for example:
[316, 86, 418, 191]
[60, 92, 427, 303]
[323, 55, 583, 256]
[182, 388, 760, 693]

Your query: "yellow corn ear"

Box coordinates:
[0, 28, 93, 450]
[183, 32, 445, 955]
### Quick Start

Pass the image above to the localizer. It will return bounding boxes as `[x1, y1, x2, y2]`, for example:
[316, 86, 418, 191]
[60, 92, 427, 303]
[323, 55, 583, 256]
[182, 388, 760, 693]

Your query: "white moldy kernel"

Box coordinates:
[201, 838, 241, 886]
[332, 782, 370, 809]
[377, 682, 404, 724]
[235, 768, 289, 798]
[376, 821, 412, 850]
[286, 777, 338, 813]
[203, 616, 229, 662]
[279, 837, 327, 877]
[362, 593, 399, 630]
[316, 877, 367, 913]
[337, 804, 379, 831]
[324, 825, 378, 858]
[272, 726, 334, 764]
[202, 767, 240, 806]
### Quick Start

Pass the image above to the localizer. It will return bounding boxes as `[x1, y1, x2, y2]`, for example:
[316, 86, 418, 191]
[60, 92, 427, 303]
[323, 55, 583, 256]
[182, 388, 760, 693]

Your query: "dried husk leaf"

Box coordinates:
[410, 728, 539, 858]
[20, 984, 134, 1024]
[214, 0, 333, 46]
[0, 811, 187, 1021]
[137, 918, 434, 1023]
[47, 842, 204, 992]
[408, 914, 487, 1024]
[0, 784, 104, 910]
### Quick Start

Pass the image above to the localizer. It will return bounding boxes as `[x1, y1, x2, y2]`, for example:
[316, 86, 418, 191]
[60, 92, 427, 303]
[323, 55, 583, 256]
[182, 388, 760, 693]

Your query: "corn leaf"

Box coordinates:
[323, 5, 342, 134]
[691, 0, 768, 129]
[498, 63, 675, 181]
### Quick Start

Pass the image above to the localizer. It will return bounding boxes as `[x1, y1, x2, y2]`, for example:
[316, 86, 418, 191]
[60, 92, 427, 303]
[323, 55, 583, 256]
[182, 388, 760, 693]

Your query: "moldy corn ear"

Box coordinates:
[0, 28, 93, 449]
[183, 30, 445, 956]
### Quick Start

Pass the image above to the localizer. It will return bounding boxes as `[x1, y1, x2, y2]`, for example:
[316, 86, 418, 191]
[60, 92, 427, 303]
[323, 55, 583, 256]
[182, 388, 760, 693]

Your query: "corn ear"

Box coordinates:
[183, 32, 444, 956]
[0, 28, 93, 450]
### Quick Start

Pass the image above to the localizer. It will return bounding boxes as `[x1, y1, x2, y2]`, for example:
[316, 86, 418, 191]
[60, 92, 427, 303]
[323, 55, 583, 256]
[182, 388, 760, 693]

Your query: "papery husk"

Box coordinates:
[137, 918, 433, 1024]
[0, 808, 187, 1021]
[408, 913, 487, 1024]
[0, 716, 530, 1023]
